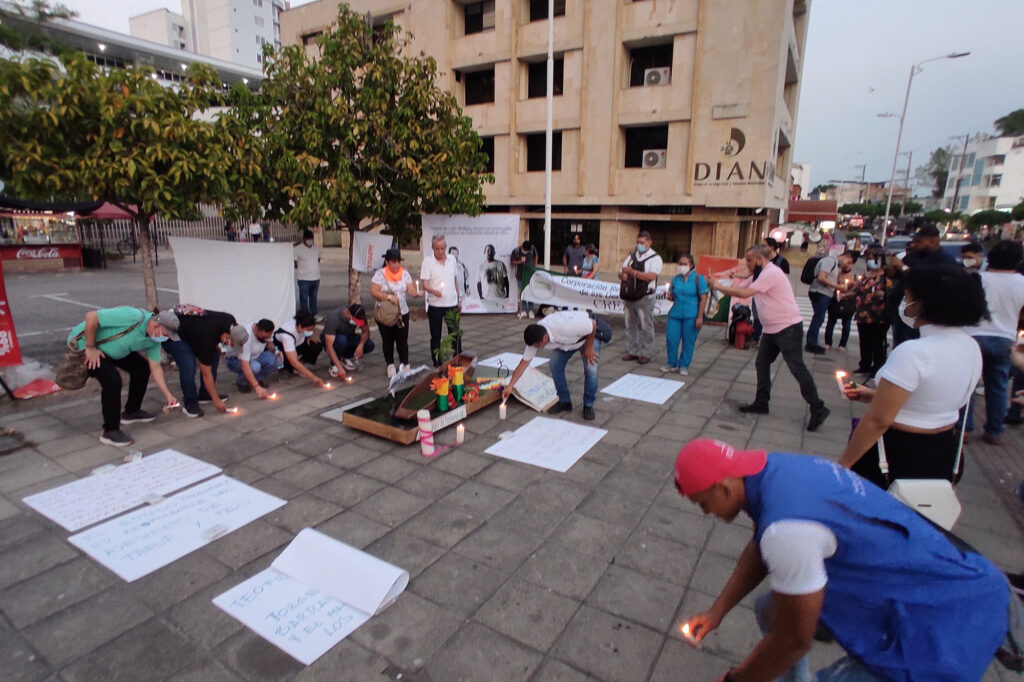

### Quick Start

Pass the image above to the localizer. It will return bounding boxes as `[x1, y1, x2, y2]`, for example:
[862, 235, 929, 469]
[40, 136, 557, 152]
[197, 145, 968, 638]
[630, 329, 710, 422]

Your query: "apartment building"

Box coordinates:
[280, 0, 811, 261]
[943, 134, 1024, 214]
[128, 8, 194, 52]
[169, 0, 286, 69]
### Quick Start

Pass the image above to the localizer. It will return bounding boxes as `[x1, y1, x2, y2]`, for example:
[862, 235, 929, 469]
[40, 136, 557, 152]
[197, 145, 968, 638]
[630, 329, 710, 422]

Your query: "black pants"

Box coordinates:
[427, 305, 461, 366]
[379, 314, 410, 366]
[754, 323, 824, 410]
[824, 300, 854, 348]
[277, 340, 324, 373]
[856, 322, 888, 374]
[852, 426, 961, 490]
[87, 353, 150, 432]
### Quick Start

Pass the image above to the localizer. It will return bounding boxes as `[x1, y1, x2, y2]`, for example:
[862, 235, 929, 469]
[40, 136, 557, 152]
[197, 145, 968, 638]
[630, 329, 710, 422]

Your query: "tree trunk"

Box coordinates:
[137, 215, 159, 310]
[345, 212, 364, 305]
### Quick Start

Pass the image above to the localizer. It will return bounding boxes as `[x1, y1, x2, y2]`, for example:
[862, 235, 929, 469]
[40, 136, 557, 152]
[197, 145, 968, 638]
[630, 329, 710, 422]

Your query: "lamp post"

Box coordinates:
[880, 52, 969, 246]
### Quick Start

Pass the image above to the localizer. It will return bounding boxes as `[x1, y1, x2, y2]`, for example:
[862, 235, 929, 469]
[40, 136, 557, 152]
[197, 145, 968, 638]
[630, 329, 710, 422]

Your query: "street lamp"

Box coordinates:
[880, 52, 969, 245]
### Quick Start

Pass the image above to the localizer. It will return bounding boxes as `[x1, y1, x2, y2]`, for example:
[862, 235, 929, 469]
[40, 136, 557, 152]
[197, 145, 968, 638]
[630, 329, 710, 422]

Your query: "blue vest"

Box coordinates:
[746, 454, 1007, 681]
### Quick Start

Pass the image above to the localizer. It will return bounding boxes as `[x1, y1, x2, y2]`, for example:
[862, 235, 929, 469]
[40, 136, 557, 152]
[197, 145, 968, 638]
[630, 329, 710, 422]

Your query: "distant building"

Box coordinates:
[943, 134, 1024, 214]
[179, 0, 285, 69]
[129, 8, 193, 52]
[790, 162, 811, 199]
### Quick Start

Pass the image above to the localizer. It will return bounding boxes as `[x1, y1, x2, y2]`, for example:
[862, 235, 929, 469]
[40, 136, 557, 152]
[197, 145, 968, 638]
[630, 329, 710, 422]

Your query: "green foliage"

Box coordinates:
[966, 209, 1012, 231]
[923, 209, 959, 224]
[900, 200, 923, 215]
[838, 202, 884, 217]
[0, 52, 261, 307]
[914, 146, 953, 198]
[433, 308, 463, 366]
[994, 108, 1024, 137]
[0, 1, 76, 54]
[1012, 201, 1024, 222]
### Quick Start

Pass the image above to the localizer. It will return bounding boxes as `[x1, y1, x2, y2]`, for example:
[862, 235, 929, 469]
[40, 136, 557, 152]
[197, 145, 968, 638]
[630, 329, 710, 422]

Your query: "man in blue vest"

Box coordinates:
[675, 438, 1009, 682]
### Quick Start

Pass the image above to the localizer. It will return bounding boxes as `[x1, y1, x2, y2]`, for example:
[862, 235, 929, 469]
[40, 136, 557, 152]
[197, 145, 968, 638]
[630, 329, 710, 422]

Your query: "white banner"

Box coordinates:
[351, 231, 395, 273]
[421, 214, 520, 314]
[521, 269, 672, 315]
[170, 237, 296, 331]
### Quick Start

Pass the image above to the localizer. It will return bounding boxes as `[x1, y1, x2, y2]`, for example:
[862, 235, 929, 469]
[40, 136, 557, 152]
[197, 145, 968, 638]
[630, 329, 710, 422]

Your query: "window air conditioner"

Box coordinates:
[644, 67, 671, 86]
[642, 149, 667, 169]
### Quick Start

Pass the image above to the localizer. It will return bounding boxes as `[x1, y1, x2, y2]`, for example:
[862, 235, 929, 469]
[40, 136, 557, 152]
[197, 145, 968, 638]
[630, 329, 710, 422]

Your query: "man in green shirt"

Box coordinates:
[67, 306, 179, 446]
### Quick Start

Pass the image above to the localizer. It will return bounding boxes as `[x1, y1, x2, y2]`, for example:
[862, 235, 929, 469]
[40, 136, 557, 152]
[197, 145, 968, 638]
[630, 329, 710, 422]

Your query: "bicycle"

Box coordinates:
[116, 233, 138, 256]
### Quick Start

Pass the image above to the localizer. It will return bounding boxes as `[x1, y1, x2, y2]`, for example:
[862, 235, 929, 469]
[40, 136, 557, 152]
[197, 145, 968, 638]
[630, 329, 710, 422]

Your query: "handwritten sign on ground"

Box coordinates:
[213, 528, 409, 665]
[510, 367, 559, 412]
[478, 352, 549, 371]
[600, 373, 685, 405]
[485, 416, 607, 472]
[23, 449, 221, 531]
[69, 476, 285, 582]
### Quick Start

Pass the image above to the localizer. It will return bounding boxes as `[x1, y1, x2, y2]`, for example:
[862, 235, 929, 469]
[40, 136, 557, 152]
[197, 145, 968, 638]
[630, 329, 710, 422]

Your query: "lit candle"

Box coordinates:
[345, 376, 354, 384]
[415, 279, 422, 295]
[834, 370, 847, 396]
[1017, 330, 1024, 346]
[456, 423, 465, 444]
[269, 392, 278, 400]
[499, 402, 507, 420]
[230, 407, 239, 414]
[323, 382, 332, 389]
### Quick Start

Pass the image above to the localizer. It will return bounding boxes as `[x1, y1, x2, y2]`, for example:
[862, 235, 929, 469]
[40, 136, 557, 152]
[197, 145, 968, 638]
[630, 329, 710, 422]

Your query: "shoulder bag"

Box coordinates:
[55, 310, 146, 390]
[373, 280, 403, 328]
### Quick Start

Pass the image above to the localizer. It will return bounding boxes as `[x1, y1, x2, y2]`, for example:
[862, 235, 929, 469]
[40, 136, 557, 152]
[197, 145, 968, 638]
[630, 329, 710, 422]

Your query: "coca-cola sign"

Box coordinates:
[15, 247, 62, 259]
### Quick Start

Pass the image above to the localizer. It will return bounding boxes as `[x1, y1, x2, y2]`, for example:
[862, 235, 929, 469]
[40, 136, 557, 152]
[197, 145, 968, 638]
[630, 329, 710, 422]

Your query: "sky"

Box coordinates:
[58, 0, 1024, 195]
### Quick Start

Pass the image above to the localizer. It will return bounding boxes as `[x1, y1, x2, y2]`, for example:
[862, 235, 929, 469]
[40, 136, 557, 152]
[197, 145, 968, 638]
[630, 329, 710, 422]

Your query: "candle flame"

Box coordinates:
[345, 376, 354, 383]
[269, 393, 278, 400]
[681, 623, 691, 636]
[835, 370, 846, 379]
[324, 382, 332, 389]
[230, 407, 239, 414]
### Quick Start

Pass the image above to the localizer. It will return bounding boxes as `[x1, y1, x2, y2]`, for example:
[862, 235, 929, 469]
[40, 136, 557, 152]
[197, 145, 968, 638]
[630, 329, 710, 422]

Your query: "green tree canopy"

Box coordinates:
[0, 52, 260, 307]
[922, 209, 959, 224]
[994, 108, 1024, 137]
[966, 209, 1011, 231]
[0, 1, 76, 54]
[838, 202, 884, 217]
[914, 146, 953, 198]
[1012, 201, 1024, 222]
[229, 6, 492, 300]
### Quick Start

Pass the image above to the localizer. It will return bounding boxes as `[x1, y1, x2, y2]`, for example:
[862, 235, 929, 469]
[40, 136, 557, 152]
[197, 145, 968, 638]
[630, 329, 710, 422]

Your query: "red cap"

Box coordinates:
[674, 439, 766, 496]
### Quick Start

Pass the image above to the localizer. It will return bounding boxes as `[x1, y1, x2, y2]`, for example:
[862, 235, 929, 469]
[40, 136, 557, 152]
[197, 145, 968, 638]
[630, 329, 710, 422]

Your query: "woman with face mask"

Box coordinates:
[371, 248, 422, 378]
[838, 265, 987, 489]
[662, 254, 708, 375]
[848, 249, 892, 378]
[273, 310, 325, 387]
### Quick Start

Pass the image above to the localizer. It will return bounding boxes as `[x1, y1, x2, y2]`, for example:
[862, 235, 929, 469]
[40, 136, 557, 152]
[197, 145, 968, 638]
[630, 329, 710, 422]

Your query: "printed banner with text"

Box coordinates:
[520, 265, 672, 316]
[0, 261, 23, 367]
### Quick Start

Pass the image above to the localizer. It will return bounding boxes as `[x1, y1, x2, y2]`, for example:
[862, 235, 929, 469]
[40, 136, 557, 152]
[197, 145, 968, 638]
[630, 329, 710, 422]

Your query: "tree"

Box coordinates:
[0, 52, 260, 308]
[1012, 201, 1024, 222]
[922, 209, 959, 224]
[228, 6, 492, 301]
[994, 108, 1024, 137]
[899, 200, 923, 215]
[0, 1, 76, 54]
[809, 183, 835, 198]
[914, 146, 953, 198]
[838, 202, 884, 217]
[966, 210, 1011, 231]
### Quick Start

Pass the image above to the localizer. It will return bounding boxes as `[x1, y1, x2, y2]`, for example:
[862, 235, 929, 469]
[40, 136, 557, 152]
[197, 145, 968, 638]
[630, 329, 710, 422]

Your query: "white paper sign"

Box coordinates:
[69, 476, 285, 582]
[213, 529, 409, 665]
[485, 416, 607, 472]
[351, 231, 395, 273]
[23, 449, 221, 531]
[511, 367, 559, 412]
[478, 352, 549, 370]
[600, 373, 685, 405]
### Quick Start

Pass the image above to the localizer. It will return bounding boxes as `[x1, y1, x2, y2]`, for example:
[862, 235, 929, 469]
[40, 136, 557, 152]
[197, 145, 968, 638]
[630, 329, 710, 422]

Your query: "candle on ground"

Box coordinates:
[499, 402, 507, 420]
[456, 423, 465, 444]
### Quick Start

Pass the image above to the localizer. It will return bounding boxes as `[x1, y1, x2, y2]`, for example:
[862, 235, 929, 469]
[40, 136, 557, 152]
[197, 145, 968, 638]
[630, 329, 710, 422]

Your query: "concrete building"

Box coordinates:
[181, 0, 286, 70]
[943, 133, 1024, 214]
[128, 8, 193, 52]
[279, 0, 812, 262]
[790, 161, 811, 199]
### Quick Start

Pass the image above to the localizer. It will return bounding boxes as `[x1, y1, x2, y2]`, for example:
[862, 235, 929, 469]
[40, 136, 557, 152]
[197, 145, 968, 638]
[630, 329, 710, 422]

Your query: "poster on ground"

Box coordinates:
[485, 416, 606, 472]
[213, 528, 409, 665]
[601, 373, 685, 405]
[421, 214, 520, 314]
[519, 265, 672, 316]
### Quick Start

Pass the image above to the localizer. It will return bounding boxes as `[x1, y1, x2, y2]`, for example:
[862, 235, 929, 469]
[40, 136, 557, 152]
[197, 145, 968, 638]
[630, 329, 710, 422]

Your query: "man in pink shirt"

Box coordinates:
[711, 245, 830, 431]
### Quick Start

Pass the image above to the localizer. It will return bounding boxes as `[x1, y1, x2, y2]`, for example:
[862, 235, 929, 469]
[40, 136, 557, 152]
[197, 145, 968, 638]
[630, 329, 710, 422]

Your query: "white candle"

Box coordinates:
[417, 409, 435, 457]
[834, 370, 847, 396]
[415, 279, 422, 295]
[456, 423, 465, 444]
[499, 402, 507, 420]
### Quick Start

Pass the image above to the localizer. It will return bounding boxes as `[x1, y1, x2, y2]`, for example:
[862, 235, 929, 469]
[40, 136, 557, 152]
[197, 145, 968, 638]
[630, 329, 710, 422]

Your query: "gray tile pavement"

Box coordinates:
[1, 297, 1023, 681]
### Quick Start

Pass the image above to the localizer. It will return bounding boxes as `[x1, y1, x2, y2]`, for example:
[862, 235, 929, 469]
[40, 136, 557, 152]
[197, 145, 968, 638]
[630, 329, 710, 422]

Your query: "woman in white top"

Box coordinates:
[839, 265, 987, 489]
[371, 248, 420, 379]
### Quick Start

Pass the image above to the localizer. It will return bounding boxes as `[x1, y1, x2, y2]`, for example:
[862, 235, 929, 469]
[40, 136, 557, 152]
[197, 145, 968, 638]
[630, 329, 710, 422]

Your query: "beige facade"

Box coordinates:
[280, 0, 811, 265]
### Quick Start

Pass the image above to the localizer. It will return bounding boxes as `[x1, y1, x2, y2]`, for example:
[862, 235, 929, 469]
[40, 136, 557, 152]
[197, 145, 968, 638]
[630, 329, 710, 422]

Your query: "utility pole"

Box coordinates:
[854, 165, 866, 202]
[899, 151, 912, 215]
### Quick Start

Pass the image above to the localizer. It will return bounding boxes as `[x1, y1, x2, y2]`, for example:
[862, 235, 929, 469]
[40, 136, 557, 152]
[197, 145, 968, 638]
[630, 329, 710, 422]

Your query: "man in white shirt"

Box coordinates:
[618, 231, 663, 364]
[966, 240, 1024, 445]
[248, 221, 263, 242]
[502, 310, 604, 420]
[294, 230, 323, 315]
[225, 318, 275, 399]
[420, 235, 463, 366]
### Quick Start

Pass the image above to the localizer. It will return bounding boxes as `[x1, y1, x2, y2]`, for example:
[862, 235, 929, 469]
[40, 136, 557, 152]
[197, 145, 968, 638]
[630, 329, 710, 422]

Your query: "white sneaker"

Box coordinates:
[387, 364, 396, 379]
[660, 364, 675, 372]
[342, 358, 358, 371]
[329, 365, 339, 378]
[528, 311, 535, 319]
[399, 363, 409, 374]
[516, 312, 525, 319]
[679, 368, 689, 376]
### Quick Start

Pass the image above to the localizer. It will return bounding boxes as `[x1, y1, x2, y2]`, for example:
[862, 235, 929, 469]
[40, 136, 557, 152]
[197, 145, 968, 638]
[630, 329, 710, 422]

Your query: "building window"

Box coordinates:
[255, 16, 264, 27]
[529, 0, 565, 21]
[480, 136, 495, 173]
[301, 31, 322, 46]
[464, 1, 495, 35]
[628, 43, 673, 87]
[462, 68, 495, 105]
[623, 126, 669, 168]
[990, 174, 1002, 187]
[525, 132, 562, 171]
[526, 58, 563, 98]
[775, 130, 791, 179]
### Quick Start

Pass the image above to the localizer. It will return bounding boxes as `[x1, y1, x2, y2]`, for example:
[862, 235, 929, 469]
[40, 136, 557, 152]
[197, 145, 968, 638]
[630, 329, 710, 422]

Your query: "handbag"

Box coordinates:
[55, 312, 146, 390]
[373, 282, 403, 328]
[879, 405, 968, 530]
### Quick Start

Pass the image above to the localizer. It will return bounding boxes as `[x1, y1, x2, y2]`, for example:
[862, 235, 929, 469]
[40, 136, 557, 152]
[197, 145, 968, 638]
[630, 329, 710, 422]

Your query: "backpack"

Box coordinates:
[800, 256, 823, 285]
[620, 253, 651, 301]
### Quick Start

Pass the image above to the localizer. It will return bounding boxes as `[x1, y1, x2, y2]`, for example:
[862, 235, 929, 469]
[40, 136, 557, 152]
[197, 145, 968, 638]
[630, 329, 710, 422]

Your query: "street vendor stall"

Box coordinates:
[0, 210, 83, 271]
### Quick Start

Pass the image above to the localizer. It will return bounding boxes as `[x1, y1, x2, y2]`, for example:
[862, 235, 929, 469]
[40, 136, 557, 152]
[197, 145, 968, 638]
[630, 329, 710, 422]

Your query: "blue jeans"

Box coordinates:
[297, 279, 320, 314]
[331, 335, 375, 360]
[163, 338, 219, 405]
[549, 340, 601, 407]
[226, 350, 276, 387]
[666, 317, 700, 368]
[755, 593, 880, 682]
[806, 292, 831, 348]
[966, 335, 1013, 437]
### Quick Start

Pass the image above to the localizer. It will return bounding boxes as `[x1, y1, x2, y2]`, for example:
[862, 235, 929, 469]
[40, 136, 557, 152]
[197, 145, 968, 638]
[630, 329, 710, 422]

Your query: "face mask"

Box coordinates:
[303, 240, 313, 247]
[898, 299, 917, 328]
[303, 330, 314, 338]
[219, 343, 232, 353]
[677, 265, 691, 276]
[963, 257, 980, 269]
[150, 335, 169, 343]
[866, 259, 880, 270]
[636, 244, 647, 254]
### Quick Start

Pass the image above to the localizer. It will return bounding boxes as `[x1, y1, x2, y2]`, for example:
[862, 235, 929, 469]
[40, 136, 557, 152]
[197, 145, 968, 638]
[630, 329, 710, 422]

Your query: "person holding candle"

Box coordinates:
[619, 231, 663, 365]
[273, 310, 326, 388]
[839, 265, 986, 488]
[159, 306, 239, 418]
[661, 253, 707, 376]
[674, 438, 1011, 682]
[421, 235, 462, 366]
[823, 253, 856, 351]
[371, 248, 420, 379]
[849, 246, 892, 378]
[225, 318, 276, 399]
[750, 237, 791, 345]
[321, 304, 374, 379]
[562, 232, 586, 277]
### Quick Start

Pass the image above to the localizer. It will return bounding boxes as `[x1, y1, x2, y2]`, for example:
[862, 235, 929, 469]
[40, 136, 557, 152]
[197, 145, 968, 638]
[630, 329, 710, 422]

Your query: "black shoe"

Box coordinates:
[807, 406, 831, 432]
[198, 394, 228, 404]
[804, 345, 826, 355]
[182, 403, 204, 418]
[1004, 414, 1023, 426]
[237, 384, 253, 394]
[738, 403, 769, 414]
[100, 429, 134, 446]
[257, 380, 269, 389]
[120, 409, 156, 424]
[549, 401, 573, 415]
[582, 406, 595, 421]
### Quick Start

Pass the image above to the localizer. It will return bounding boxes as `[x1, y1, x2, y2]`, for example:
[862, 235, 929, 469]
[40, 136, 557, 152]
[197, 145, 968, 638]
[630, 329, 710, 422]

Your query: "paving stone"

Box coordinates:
[0, 457, 68, 495]
[411, 552, 509, 617]
[0, 533, 78, 590]
[54, 444, 128, 474]
[475, 577, 580, 651]
[165, 577, 247, 650]
[706, 519, 755, 559]
[615, 531, 701, 586]
[314, 509, 390, 549]
[649, 629, 737, 682]
[0, 557, 112, 629]
[530, 658, 593, 682]
[310, 471, 386, 507]
[475, 460, 545, 493]
[635, 499, 714, 547]
[350, 591, 461, 671]
[439, 479, 516, 519]
[202, 520, 292, 569]
[249, 476, 304, 500]
[317, 443, 380, 470]
[551, 605, 664, 682]
[674, 589, 761, 665]
[128, 550, 231, 612]
[517, 543, 608, 601]
[587, 563, 681, 631]
[0, 513, 49, 553]
[426, 622, 543, 682]
[357, 454, 422, 484]
[546, 513, 630, 562]
[366, 529, 446, 579]
[394, 467, 464, 499]
[0, 630, 52, 682]
[243, 447, 313, 475]
[353, 487, 431, 527]
[59, 619, 197, 682]
[453, 519, 550, 571]
[265, 492, 341, 534]
[216, 629, 305, 682]
[400, 502, 485, 548]
[515, 476, 590, 514]
[292, 639, 392, 681]
[429, 449, 493, 478]
[168, 660, 244, 682]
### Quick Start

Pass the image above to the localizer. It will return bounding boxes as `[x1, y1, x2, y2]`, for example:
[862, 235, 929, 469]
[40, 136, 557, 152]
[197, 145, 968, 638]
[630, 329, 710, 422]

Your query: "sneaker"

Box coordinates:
[198, 394, 228, 404]
[182, 403, 204, 418]
[981, 433, 1002, 446]
[622, 354, 638, 361]
[679, 367, 689, 376]
[100, 429, 134, 446]
[120, 409, 156, 424]
[516, 312, 526, 319]
[807, 406, 831, 432]
[329, 365, 340, 378]
[238, 383, 253, 394]
[549, 401, 573, 415]
[528, 311, 535, 319]
[660, 364, 676, 372]
[387, 364, 397, 380]
[582, 406, 595, 421]
[739, 403, 769, 414]
[342, 358, 358, 371]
